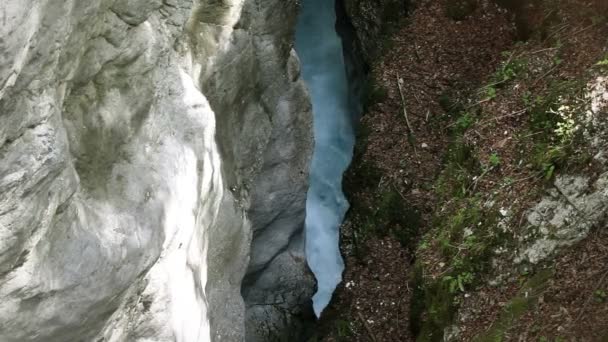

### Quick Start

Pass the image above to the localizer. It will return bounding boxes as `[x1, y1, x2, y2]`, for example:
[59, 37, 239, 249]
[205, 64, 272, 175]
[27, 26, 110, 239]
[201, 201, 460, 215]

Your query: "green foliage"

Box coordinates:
[529, 80, 583, 135]
[521, 79, 587, 179]
[596, 54, 608, 67]
[492, 53, 529, 85]
[486, 86, 497, 100]
[531, 143, 567, 180]
[455, 112, 475, 132]
[410, 262, 458, 341]
[594, 290, 607, 302]
[334, 319, 353, 339]
[443, 272, 474, 293]
[435, 138, 480, 198]
[411, 197, 506, 341]
[489, 153, 501, 168]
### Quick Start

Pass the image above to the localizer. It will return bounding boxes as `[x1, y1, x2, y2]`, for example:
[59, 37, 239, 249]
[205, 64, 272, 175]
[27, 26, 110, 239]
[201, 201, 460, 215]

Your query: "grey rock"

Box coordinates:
[516, 174, 608, 264]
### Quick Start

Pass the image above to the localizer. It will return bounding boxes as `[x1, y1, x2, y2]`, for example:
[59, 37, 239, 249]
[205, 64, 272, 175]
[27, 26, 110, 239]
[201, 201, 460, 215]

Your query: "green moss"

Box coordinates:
[473, 269, 554, 342]
[410, 196, 506, 341]
[410, 262, 458, 341]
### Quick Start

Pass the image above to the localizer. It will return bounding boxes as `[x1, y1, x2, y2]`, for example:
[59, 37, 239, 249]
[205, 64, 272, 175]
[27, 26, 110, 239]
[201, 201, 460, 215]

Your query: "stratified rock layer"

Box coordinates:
[0, 0, 313, 341]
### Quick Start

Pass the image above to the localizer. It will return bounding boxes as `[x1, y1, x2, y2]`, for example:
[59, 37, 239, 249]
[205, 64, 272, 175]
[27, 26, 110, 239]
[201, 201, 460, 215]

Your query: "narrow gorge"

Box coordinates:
[2, 0, 607, 341]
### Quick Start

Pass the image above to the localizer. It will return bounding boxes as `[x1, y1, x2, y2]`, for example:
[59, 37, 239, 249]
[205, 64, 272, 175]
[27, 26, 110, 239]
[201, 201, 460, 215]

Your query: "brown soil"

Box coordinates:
[315, 0, 608, 341]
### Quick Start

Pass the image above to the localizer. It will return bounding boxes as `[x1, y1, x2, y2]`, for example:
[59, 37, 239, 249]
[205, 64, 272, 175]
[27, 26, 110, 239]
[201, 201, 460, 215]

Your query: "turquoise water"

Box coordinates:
[295, 0, 357, 317]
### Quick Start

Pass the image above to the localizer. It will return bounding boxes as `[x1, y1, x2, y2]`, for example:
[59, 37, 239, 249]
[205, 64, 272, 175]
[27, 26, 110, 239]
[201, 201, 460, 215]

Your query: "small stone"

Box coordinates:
[464, 228, 473, 237]
[421, 143, 429, 149]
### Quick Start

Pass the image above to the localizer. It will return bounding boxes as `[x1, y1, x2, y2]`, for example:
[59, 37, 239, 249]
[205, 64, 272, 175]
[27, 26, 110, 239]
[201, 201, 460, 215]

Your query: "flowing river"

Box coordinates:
[295, 0, 359, 317]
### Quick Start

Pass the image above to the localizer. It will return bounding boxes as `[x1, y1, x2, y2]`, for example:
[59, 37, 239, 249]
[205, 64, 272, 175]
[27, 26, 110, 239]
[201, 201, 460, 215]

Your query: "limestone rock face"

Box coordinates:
[0, 0, 313, 341]
[516, 174, 608, 264]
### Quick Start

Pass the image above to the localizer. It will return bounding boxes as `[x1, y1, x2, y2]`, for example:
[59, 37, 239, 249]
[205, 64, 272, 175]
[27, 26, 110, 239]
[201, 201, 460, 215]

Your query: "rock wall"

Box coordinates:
[342, 0, 409, 62]
[0, 0, 313, 341]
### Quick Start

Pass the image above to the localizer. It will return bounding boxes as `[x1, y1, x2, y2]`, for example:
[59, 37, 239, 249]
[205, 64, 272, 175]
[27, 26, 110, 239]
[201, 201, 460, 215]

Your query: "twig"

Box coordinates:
[544, 23, 570, 42]
[357, 312, 378, 342]
[465, 98, 491, 109]
[576, 267, 608, 322]
[396, 75, 415, 137]
[477, 108, 528, 128]
[526, 47, 559, 55]
[532, 64, 559, 87]
[413, 92, 423, 106]
[476, 78, 509, 92]
[414, 44, 422, 62]
[469, 165, 496, 193]
[565, 23, 597, 41]
[393, 184, 408, 201]
[520, 131, 545, 139]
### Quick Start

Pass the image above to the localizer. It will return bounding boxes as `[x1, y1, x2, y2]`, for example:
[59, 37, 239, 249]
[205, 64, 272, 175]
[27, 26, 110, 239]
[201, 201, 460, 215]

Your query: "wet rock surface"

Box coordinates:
[0, 0, 313, 341]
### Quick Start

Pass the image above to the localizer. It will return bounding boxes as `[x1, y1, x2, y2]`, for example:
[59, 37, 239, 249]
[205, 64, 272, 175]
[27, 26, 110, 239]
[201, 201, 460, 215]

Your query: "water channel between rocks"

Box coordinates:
[295, 0, 361, 317]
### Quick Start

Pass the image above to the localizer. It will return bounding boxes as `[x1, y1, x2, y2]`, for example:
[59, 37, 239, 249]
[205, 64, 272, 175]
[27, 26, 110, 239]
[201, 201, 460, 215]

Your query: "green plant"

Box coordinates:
[443, 272, 474, 293]
[335, 319, 353, 338]
[596, 56, 608, 66]
[594, 290, 607, 302]
[522, 90, 533, 107]
[530, 143, 568, 180]
[492, 53, 528, 85]
[529, 80, 583, 136]
[489, 153, 501, 168]
[486, 86, 497, 100]
[456, 112, 475, 132]
[501, 176, 514, 188]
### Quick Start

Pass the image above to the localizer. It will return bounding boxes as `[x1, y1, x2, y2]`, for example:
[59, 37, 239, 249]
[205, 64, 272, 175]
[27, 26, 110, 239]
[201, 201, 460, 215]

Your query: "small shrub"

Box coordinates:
[455, 112, 475, 133]
[489, 153, 501, 168]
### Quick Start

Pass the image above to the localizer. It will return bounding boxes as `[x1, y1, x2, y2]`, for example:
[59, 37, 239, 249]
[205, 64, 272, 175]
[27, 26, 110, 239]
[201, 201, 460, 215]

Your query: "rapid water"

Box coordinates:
[295, 0, 358, 317]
